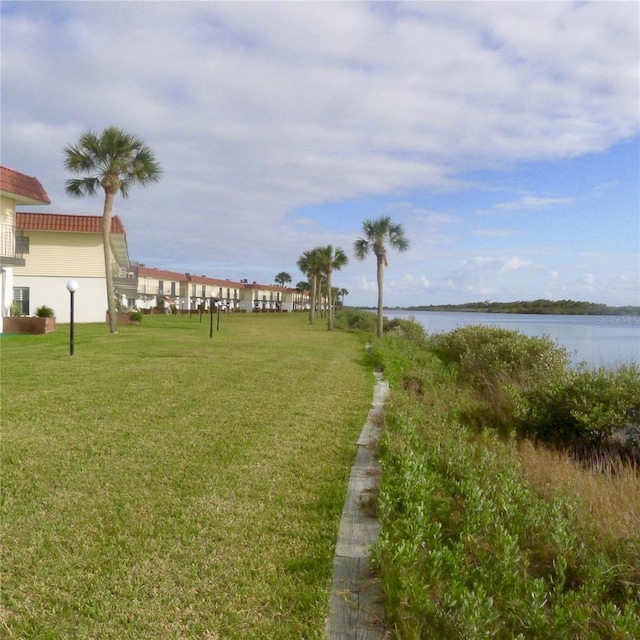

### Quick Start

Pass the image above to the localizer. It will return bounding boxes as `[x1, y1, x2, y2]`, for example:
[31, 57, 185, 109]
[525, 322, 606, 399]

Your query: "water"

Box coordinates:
[384, 310, 640, 370]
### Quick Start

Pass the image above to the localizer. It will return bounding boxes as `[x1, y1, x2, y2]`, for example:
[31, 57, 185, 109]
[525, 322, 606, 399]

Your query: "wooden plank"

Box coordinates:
[326, 556, 385, 639]
[325, 374, 389, 639]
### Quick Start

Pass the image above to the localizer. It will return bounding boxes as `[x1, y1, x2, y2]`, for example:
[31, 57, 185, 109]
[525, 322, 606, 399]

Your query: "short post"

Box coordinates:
[210, 297, 214, 339]
[217, 301, 221, 330]
[66, 280, 79, 356]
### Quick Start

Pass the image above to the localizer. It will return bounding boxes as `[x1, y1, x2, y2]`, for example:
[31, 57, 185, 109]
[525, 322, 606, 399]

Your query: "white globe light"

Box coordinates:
[66, 280, 79, 293]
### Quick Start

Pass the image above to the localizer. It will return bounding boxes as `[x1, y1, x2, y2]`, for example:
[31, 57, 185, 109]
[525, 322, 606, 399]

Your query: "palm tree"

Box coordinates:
[316, 244, 348, 331]
[354, 216, 409, 338]
[295, 280, 309, 311]
[297, 248, 323, 324]
[274, 271, 292, 311]
[64, 126, 161, 333]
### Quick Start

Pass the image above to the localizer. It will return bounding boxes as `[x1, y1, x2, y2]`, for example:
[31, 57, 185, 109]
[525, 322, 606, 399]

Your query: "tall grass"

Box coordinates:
[518, 442, 640, 542]
[1, 313, 373, 639]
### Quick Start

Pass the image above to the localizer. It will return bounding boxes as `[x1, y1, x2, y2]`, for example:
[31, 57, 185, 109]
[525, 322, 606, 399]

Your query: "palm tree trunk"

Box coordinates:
[309, 276, 316, 324]
[327, 270, 333, 331]
[103, 193, 118, 334]
[376, 254, 384, 338]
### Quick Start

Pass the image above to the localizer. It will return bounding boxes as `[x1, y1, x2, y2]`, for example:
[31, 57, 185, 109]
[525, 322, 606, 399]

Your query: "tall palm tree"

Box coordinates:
[64, 126, 161, 333]
[316, 244, 348, 331]
[354, 215, 409, 338]
[297, 248, 324, 325]
[274, 271, 292, 311]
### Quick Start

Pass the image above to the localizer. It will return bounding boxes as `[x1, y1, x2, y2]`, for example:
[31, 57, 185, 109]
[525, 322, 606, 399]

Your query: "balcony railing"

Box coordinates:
[0, 224, 24, 265]
[112, 263, 138, 295]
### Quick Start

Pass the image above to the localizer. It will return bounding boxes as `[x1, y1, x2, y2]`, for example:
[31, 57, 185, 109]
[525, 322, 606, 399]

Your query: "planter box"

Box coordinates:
[106, 312, 140, 325]
[2, 316, 56, 334]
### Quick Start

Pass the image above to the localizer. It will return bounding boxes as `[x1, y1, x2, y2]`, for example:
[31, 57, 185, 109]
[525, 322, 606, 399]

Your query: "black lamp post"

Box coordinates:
[66, 280, 79, 356]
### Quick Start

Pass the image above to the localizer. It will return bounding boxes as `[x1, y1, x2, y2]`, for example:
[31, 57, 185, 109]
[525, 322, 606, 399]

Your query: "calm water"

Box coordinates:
[385, 310, 640, 370]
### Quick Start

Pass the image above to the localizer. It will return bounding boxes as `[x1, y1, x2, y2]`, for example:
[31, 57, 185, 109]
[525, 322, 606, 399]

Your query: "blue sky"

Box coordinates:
[1, 1, 638, 307]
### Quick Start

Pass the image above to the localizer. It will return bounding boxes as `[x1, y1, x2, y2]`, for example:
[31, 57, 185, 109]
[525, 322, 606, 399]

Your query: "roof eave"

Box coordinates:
[1, 189, 51, 206]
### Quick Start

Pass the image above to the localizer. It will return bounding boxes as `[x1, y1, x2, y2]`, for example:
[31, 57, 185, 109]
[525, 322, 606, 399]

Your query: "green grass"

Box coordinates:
[1, 313, 373, 639]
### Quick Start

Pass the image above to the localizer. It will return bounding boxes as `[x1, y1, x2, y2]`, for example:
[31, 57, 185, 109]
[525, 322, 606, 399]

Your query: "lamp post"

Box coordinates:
[66, 280, 79, 356]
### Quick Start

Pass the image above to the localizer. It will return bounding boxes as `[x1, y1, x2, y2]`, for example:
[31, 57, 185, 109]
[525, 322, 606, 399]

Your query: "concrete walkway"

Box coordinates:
[325, 371, 390, 639]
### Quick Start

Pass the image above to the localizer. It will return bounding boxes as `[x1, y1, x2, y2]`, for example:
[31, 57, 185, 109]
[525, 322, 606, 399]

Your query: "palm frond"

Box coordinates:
[65, 177, 100, 198]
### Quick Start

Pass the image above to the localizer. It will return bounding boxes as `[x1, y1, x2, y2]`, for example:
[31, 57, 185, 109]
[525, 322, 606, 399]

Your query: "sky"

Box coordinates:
[1, 1, 638, 307]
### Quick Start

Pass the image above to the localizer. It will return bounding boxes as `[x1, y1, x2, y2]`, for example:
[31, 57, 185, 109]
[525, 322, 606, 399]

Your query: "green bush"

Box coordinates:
[384, 316, 428, 346]
[35, 305, 55, 318]
[10, 301, 21, 317]
[429, 325, 570, 388]
[516, 364, 640, 446]
[427, 326, 570, 435]
[129, 310, 143, 323]
[334, 307, 377, 333]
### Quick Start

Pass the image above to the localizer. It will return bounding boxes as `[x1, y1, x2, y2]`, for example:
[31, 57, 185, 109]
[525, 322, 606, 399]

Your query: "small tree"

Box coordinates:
[274, 271, 292, 311]
[316, 244, 348, 331]
[297, 249, 323, 324]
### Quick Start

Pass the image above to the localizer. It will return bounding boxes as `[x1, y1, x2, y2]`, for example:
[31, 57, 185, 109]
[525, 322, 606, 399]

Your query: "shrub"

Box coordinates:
[10, 301, 21, 316]
[516, 364, 640, 446]
[129, 310, 143, 323]
[427, 326, 570, 435]
[35, 305, 55, 318]
[384, 316, 428, 346]
[334, 308, 377, 333]
[429, 325, 570, 388]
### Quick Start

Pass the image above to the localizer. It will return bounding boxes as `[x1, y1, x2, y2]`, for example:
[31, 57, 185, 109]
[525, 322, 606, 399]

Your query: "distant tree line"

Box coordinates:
[404, 299, 640, 315]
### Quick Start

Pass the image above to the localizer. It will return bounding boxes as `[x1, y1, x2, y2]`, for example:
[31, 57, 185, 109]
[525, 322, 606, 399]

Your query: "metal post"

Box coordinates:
[69, 290, 75, 356]
[66, 280, 79, 356]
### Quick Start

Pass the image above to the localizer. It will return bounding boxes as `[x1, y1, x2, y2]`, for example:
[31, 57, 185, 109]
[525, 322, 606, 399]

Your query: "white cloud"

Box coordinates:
[494, 194, 576, 211]
[1, 1, 638, 307]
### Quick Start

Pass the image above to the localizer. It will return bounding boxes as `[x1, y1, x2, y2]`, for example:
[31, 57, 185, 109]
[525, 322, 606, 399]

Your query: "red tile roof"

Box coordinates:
[186, 273, 245, 287]
[138, 266, 189, 281]
[16, 212, 126, 234]
[0, 166, 51, 204]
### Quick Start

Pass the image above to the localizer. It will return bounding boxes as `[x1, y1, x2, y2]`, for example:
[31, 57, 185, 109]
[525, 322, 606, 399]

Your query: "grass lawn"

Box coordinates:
[1, 313, 373, 639]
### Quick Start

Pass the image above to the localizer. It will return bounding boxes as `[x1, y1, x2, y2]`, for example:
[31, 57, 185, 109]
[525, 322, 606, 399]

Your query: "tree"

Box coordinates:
[295, 280, 310, 311]
[316, 244, 348, 331]
[354, 215, 409, 338]
[274, 271, 292, 311]
[297, 248, 324, 325]
[64, 126, 161, 333]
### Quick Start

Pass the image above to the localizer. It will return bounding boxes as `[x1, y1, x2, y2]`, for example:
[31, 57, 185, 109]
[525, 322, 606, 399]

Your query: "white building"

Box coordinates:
[0, 166, 51, 332]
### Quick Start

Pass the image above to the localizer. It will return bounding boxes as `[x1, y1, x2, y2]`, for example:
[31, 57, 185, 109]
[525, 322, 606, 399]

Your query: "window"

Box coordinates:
[191, 284, 196, 296]
[15, 235, 29, 255]
[158, 280, 164, 294]
[13, 287, 29, 315]
[201, 285, 206, 298]
[170, 282, 176, 296]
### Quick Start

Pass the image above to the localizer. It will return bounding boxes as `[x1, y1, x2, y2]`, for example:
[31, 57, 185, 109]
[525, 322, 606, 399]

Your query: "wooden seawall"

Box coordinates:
[325, 371, 389, 639]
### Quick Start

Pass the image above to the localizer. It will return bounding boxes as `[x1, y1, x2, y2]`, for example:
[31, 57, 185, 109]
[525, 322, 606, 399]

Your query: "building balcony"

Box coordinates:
[0, 224, 25, 266]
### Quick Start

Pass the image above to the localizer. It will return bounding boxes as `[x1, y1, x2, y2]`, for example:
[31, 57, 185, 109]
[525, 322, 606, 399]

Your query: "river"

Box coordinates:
[384, 310, 640, 370]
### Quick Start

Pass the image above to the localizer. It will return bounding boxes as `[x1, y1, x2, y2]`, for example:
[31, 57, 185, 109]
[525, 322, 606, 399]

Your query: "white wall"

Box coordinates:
[0, 267, 14, 332]
[13, 275, 107, 323]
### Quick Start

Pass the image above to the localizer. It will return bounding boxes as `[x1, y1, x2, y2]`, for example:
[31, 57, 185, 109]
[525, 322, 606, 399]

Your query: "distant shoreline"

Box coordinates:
[361, 300, 640, 316]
